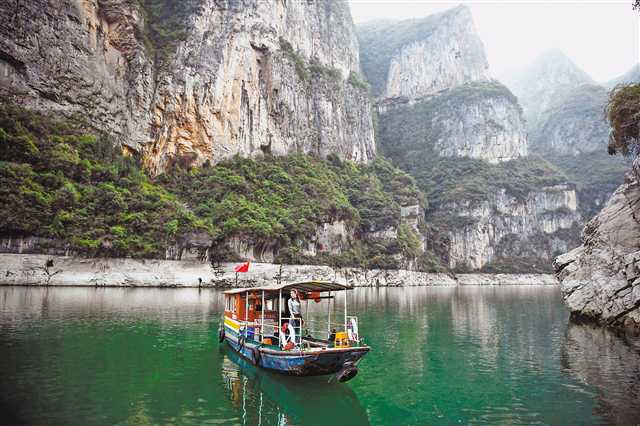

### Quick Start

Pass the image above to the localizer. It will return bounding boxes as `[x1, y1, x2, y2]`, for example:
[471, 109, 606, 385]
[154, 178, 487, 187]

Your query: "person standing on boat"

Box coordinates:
[288, 289, 302, 344]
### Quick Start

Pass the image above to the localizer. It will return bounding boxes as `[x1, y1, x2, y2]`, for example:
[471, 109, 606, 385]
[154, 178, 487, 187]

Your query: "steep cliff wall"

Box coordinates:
[445, 185, 580, 270]
[507, 53, 630, 222]
[358, 5, 488, 100]
[356, 6, 581, 272]
[380, 81, 527, 164]
[0, 0, 375, 174]
[531, 84, 609, 156]
[0, 0, 154, 148]
[555, 158, 640, 330]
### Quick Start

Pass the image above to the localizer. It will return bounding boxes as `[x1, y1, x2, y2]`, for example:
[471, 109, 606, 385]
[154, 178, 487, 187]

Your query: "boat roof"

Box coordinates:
[223, 281, 352, 295]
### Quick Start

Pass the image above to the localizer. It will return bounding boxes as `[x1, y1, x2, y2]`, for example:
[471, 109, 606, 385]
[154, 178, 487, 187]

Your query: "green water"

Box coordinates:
[1, 286, 639, 425]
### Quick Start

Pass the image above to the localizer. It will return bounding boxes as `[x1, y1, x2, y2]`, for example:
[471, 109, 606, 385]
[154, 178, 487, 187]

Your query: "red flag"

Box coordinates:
[234, 261, 250, 273]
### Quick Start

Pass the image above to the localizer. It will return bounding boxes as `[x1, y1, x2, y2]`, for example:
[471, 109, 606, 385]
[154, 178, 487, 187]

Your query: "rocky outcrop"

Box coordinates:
[379, 81, 527, 164]
[358, 5, 488, 100]
[0, 253, 558, 287]
[0, 0, 375, 174]
[446, 185, 580, 270]
[0, 0, 154, 149]
[531, 84, 609, 156]
[555, 159, 640, 330]
[383, 6, 488, 101]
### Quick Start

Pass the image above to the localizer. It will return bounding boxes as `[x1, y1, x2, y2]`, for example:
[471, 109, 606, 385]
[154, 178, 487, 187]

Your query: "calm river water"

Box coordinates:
[1, 286, 639, 425]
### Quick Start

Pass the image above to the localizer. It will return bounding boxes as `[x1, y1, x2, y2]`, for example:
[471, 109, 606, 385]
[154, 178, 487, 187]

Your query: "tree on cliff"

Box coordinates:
[606, 83, 640, 156]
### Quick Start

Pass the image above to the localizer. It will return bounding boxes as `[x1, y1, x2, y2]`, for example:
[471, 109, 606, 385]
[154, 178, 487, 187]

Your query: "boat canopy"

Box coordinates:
[223, 281, 352, 295]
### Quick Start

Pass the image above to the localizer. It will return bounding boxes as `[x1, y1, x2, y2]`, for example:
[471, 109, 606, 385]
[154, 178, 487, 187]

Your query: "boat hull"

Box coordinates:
[224, 332, 369, 376]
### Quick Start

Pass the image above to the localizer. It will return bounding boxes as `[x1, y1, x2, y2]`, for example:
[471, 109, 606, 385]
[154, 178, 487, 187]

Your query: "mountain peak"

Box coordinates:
[358, 4, 489, 99]
[505, 50, 594, 127]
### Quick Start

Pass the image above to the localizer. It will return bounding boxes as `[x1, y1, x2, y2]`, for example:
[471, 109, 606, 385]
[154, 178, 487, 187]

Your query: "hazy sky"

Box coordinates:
[348, 0, 640, 83]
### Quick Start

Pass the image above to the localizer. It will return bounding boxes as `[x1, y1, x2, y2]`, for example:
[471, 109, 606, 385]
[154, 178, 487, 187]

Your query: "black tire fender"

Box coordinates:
[218, 328, 225, 343]
[252, 346, 262, 366]
[336, 365, 358, 383]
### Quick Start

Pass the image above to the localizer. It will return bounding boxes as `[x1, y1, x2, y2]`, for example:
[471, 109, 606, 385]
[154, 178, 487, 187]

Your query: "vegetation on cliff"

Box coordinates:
[606, 83, 640, 157]
[137, 0, 205, 61]
[547, 151, 630, 219]
[0, 105, 428, 269]
[0, 105, 206, 258]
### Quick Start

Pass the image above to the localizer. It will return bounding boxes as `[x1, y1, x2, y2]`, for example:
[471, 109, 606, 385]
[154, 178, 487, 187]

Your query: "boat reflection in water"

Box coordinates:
[220, 346, 370, 426]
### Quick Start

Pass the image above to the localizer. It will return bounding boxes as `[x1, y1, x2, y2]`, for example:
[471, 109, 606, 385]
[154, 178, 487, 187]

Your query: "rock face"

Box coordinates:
[380, 81, 527, 164]
[0, 253, 559, 287]
[506, 50, 629, 223]
[0, 0, 375, 174]
[447, 185, 580, 270]
[555, 158, 640, 329]
[0, 0, 154, 150]
[531, 84, 609, 156]
[358, 5, 489, 100]
[383, 6, 489, 101]
[357, 6, 581, 272]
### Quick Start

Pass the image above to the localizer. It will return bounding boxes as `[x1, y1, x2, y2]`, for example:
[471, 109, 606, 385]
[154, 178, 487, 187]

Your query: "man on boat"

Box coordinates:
[288, 289, 302, 344]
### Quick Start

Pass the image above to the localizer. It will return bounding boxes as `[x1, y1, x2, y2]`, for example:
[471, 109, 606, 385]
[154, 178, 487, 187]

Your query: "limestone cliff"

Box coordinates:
[531, 84, 609, 156]
[555, 158, 640, 330]
[380, 81, 527, 164]
[507, 52, 630, 221]
[0, 0, 375, 174]
[357, 7, 582, 272]
[358, 5, 489, 100]
[445, 185, 580, 271]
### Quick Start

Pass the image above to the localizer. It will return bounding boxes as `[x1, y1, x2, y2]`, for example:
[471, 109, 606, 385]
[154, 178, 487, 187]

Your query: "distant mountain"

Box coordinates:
[604, 63, 640, 89]
[505, 50, 594, 129]
[531, 83, 609, 156]
[507, 53, 630, 221]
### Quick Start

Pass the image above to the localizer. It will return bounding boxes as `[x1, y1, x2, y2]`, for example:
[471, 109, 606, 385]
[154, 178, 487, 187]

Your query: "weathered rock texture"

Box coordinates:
[555, 158, 640, 329]
[507, 50, 630, 224]
[0, 0, 375, 174]
[531, 84, 609, 156]
[447, 185, 580, 270]
[0, 253, 558, 287]
[380, 81, 527, 164]
[383, 6, 488, 101]
[358, 5, 488, 100]
[356, 6, 582, 272]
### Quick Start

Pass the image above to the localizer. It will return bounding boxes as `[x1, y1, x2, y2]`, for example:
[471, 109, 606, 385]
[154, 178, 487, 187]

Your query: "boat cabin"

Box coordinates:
[222, 281, 360, 351]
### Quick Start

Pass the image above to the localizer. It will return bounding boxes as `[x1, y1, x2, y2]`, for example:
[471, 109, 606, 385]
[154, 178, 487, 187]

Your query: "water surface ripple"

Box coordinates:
[0, 286, 639, 425]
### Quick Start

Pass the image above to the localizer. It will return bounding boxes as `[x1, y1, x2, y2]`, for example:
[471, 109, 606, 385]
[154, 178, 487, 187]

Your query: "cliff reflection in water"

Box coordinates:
[2, 286, 640, 424]
[562, 322, 640, 425]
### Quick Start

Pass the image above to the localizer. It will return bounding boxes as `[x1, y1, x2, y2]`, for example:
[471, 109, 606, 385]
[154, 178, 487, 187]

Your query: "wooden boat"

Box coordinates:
[218, 281, 369, 382]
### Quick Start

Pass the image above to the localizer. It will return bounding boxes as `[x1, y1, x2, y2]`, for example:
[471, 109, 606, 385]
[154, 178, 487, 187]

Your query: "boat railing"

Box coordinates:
[236, 316, 360, 349]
